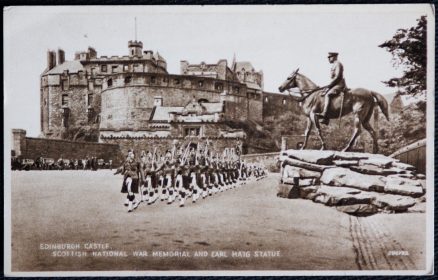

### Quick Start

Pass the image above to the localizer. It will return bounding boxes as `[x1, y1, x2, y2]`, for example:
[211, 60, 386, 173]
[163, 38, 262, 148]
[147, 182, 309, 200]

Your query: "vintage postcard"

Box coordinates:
[3, 4, 434, 276]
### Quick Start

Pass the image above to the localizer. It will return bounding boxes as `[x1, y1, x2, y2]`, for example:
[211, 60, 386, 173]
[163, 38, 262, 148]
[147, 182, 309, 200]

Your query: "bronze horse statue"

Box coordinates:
[278, 68, 389, 153]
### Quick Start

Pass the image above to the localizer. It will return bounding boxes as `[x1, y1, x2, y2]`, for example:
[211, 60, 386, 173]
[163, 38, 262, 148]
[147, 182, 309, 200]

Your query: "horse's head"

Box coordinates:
[278, 68, 300, 93]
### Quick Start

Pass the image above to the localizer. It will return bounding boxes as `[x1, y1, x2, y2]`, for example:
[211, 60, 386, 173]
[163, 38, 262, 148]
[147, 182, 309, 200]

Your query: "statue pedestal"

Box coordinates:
[278, 149, 425, 216]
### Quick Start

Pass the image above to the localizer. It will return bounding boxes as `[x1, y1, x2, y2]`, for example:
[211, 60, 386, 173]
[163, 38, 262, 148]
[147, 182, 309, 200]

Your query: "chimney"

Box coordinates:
[47, 50, 57, 70]
[180, 60, 189, 74]
[88, 47, 97, 59]
[58, 49, 65, 64]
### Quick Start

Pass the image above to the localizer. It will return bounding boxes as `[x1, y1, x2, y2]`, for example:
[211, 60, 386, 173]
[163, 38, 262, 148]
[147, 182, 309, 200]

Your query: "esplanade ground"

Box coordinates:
[11, 170, 425, 271]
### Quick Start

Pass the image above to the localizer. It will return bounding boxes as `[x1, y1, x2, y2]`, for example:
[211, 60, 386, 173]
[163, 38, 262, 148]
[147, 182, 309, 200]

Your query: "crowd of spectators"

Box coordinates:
[11, 156, 113, 171]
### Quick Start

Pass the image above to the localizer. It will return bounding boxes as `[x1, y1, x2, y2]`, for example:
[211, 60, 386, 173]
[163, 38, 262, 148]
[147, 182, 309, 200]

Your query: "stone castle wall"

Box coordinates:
[41, 71, 102, 137]
[262, 92, 302, 123]
[100, 72, 263, 131]
[12, 130, 123, 164]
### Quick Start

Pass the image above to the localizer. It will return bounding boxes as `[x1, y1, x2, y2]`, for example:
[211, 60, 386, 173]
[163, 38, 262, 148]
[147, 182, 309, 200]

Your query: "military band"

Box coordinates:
[114, 141, 268, 213]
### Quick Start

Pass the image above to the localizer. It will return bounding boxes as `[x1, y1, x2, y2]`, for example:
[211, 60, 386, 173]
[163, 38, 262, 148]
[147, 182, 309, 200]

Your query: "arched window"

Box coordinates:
[107, 78, 113, 87]
[124, 76, 132, 84]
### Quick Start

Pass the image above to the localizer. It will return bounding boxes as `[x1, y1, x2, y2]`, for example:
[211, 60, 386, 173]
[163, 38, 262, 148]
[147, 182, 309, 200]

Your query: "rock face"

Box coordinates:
[279, 149, 426, 216]
[320, 167, 386, 192]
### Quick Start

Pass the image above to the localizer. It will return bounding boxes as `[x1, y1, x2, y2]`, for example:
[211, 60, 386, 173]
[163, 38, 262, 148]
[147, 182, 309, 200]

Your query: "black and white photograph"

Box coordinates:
[3, 4, 434, 276]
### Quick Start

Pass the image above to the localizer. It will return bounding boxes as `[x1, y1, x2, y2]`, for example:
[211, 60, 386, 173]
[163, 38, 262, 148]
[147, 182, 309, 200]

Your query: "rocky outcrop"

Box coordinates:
[278, 149, 426, 216]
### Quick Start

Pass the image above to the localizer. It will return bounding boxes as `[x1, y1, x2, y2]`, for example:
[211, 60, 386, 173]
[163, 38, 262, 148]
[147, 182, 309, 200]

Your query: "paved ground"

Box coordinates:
[10, 170, 426, 272]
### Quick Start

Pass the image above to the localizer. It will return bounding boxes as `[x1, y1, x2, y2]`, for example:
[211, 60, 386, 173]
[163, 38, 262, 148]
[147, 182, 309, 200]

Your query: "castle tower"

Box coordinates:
[128, 40, 143, 57]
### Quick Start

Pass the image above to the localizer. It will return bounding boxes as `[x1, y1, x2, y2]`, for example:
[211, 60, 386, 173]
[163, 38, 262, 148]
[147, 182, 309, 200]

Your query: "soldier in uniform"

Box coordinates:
[209, 153, 220, 193]
[197, 148, 208, 199]
[115, 149, 141, 212]
[174, 150, 187, 207]
[316, 52, 346, 125]
[164, 150, 177, 204]
[188, 147, 201, 203]
[145, 151, 159, 205]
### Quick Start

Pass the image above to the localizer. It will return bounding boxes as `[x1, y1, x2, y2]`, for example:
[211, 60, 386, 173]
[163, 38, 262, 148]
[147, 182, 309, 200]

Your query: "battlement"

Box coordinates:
[128, 40, 143, 48]
[101, 72, 250, 97]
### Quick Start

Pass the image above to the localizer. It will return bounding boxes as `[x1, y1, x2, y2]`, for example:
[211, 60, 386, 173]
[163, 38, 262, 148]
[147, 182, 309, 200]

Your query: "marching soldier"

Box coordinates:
[188, 147, 201, 203]
[114, 149, 141, 212]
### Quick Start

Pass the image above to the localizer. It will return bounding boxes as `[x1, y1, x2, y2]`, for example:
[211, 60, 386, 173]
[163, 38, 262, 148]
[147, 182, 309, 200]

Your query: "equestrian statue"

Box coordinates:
[278, 52, 389, 153]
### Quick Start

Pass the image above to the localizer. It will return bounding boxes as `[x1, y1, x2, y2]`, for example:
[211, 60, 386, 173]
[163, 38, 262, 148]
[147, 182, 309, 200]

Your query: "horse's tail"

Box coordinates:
[370, 91, 390, 121]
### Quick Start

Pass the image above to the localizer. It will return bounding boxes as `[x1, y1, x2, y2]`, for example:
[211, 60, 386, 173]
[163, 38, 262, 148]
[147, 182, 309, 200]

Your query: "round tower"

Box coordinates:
[128, 40, 143, 57]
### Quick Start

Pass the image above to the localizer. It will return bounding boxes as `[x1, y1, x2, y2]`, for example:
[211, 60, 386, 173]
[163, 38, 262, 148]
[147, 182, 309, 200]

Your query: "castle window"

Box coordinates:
[44, 98, 47, 106]
[61, 94, 69, 107]
[124, 76, 132, 84]
[151, 76, 156, 84]
[174, 79, 180, 85]
[62, 108, 70, 128]
[234, 86, 240, 94]
[101, 65, 107, 72]
[184, 127, 200, 136]
[282, 98, 287, 105]
[154, 97, 163, 107]
[87, 94, 94, 107]
[107, 78, 113, 87]
[123, 65, 129, 72]
[88, 108, 95, 123]
[265, 97, 268, 103]
[198, 81, 204, 88]
[111, 65, 118, 73]
[215, 83, 223, 91]
[61, 79, 69, 91]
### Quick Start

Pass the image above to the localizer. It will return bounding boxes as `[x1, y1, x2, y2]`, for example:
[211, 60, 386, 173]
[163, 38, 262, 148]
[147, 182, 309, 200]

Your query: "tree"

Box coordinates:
[379, 16, 427, 96]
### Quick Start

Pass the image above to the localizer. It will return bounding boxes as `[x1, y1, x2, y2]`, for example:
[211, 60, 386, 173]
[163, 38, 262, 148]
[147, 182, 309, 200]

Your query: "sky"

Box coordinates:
[4, 5, 433, 137]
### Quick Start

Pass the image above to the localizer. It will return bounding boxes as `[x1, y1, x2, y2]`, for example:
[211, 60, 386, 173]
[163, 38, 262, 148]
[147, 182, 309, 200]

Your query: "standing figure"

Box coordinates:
[114, 149, 141, 212]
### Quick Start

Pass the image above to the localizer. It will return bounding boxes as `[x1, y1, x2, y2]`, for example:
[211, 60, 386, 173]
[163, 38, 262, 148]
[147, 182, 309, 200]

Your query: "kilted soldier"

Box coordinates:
[197, 149, 209, 199]
[139, 151, 148, 202]
[144, 151, 159, 205]
[215, 154, 225, 191]
[114, 149, 141, 213]
[207, 153, 218, 194]
[174, 153, 188, 207]
[209, 154, 219, 192]
[188, 148, 201, 203]
[163, 150, 177, 204]
[156, 153, 167, 201]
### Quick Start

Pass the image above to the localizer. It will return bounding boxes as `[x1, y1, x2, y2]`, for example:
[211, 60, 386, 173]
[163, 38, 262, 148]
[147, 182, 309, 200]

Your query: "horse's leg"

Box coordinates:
[301, 117, 313, 150]
[310, 113, 326, 150]
[343, 113, 362, 152]
[362, 121, 378, 154]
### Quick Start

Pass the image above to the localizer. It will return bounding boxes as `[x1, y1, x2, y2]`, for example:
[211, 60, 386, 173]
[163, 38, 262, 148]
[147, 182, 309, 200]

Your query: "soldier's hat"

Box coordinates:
[328, 52, 338, 58]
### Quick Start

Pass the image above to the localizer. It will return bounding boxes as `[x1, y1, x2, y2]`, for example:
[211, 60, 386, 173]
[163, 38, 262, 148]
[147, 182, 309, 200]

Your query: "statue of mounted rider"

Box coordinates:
[279, 52, 389, 154]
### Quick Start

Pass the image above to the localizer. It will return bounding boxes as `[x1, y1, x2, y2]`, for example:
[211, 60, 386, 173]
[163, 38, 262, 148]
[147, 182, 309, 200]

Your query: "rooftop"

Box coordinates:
[46, 61, 84, 75]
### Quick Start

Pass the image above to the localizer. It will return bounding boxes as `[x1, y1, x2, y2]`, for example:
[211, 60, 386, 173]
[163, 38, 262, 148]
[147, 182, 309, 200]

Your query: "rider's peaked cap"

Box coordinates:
[328, 52, 338, 57]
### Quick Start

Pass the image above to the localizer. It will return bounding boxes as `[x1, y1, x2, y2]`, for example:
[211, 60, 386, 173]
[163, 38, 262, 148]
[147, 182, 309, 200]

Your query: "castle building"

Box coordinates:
[40, 40, 301, 154]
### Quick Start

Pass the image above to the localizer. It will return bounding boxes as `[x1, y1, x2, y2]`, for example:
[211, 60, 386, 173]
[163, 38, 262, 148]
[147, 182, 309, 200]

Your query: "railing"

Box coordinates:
[390, 139, 426, 174]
